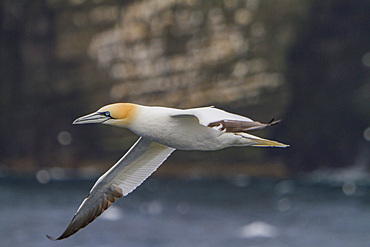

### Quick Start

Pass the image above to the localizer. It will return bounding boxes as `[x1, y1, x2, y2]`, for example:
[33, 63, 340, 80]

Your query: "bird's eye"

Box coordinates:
[104, 111, 111, 117]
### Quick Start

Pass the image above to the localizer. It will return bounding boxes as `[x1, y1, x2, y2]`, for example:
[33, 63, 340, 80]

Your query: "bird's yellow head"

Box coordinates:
[73, 103, 137, 128]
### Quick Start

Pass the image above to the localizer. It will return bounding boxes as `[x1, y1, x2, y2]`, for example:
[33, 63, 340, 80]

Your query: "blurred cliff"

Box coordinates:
[0, 0, 369, 178]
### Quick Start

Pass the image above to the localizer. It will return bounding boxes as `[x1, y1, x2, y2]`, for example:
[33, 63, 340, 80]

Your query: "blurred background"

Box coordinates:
[1, 0, 370, 246]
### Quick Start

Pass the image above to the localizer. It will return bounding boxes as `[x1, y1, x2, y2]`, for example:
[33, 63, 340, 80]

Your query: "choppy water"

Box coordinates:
[1, 177, 370, 247]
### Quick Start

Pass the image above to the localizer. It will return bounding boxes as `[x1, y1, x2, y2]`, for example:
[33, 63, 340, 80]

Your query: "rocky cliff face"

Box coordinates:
[1, 0, 368, 175]
[276, 0, 370, 172]
[50, 0, 303, 113]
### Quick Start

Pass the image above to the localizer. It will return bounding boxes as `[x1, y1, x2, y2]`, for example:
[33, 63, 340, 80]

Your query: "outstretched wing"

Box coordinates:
[47, 137, 175, 241]
[207, 118, 281, 133]
[172, 107, 280, 133]
[173, 106, 253, 125]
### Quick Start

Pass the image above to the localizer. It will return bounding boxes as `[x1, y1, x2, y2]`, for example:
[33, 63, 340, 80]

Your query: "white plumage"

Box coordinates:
[47, 103, 288, 241]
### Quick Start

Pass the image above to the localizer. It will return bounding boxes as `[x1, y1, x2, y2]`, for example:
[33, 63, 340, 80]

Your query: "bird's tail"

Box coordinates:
[251, 137, 289, 148]
[235, 132, 289, 148]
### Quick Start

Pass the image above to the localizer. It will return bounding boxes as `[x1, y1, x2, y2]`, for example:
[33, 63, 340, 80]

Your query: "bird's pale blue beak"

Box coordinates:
[73, 112, 110, 125]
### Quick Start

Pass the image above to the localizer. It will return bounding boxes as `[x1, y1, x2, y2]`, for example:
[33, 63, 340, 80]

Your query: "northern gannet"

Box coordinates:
[47, 103, 288, 240]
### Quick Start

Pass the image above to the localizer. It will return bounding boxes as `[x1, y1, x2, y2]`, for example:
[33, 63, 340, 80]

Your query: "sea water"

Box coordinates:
[1, 177, 370, 247]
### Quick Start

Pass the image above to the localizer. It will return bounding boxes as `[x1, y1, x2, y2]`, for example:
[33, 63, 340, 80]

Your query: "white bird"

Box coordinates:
[47, 103, 288, 240]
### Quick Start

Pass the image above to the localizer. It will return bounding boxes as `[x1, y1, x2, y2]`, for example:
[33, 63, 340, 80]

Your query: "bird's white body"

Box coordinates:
[128, 105, 256, 150]
[48, 103, 288, 241]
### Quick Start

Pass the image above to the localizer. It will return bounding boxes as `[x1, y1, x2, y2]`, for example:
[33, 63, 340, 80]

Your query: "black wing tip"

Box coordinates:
[268, 118, 282, 126]
[46, 234, 58, 241]
[46, 234, 69, 241]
